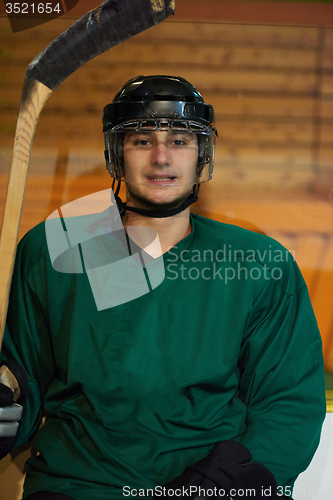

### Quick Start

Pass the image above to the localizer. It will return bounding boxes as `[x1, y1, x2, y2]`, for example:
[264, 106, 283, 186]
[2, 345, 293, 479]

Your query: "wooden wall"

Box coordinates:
[0, 17, 333, 372]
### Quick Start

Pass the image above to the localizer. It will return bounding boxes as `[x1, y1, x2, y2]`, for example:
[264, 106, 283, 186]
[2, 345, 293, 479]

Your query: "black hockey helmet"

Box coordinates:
[103, 75, 217, 184]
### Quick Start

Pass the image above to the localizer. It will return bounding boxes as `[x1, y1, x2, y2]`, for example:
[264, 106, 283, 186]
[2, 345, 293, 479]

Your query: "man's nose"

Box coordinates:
[151, 142, 170, 166]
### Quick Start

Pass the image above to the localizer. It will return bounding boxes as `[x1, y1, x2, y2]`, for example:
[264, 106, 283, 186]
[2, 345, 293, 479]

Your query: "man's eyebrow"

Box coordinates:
[124, 131, 152, 139]
[124, 130, 195, 142]
[129, 130, 153, 135]
[123, 131, 150, 144]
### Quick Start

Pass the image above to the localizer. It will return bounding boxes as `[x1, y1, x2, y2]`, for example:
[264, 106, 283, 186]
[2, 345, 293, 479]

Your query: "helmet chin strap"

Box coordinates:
[112, 180, 200, 219]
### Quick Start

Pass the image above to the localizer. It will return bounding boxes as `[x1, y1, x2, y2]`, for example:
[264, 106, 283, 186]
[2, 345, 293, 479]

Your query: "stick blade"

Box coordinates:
[25, 0, 175, 91]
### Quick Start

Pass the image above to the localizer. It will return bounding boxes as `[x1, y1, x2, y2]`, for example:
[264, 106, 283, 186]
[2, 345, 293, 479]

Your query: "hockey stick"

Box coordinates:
[0, 0, 175, 348]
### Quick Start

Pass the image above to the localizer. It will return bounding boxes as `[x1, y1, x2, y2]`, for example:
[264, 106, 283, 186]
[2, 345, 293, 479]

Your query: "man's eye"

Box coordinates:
[171, 139, 187, 146]
[135, 139, 151, 146]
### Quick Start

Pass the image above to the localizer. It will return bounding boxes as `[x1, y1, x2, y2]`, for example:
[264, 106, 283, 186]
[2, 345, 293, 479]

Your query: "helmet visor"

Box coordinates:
[105, 120, 216, 186]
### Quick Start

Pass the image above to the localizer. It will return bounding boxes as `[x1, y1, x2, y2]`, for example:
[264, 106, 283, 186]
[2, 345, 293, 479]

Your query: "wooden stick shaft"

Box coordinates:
[0, 79, 52, 348]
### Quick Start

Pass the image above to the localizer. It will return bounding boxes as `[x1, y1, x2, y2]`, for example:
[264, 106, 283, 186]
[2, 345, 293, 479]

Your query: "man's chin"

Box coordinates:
[126, 186, 193, 212]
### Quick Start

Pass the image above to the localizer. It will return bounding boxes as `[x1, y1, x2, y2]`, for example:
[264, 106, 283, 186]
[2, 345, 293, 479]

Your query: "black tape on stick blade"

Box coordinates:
[24, 0, 175, 92]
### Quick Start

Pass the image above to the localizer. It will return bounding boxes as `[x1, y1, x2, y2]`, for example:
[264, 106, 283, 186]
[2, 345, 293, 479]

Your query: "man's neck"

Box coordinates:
[122, 208, 191, 257]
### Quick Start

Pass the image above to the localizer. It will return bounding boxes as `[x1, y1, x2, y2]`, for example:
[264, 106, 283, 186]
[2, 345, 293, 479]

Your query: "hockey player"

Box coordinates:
[0, 76, 326, 500]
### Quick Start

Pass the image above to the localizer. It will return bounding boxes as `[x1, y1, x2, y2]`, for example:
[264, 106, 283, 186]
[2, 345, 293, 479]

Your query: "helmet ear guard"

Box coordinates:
[104, 131, 124, 179]
[196, 129, 217, 179]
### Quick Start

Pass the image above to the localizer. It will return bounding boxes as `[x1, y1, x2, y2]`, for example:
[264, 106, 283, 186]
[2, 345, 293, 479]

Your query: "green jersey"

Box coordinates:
[1, 213, 326, 499]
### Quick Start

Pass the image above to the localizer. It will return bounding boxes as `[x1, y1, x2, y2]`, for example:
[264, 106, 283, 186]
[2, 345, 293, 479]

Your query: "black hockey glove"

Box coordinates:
[0, 360, 28, 459]
[155, 440, 293, 499]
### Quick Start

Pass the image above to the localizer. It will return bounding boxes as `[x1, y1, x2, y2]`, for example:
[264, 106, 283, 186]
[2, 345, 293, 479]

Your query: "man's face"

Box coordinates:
[122, 130, 199, 210]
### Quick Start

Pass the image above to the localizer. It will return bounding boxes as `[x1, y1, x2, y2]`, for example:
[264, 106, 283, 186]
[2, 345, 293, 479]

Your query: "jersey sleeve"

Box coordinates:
[0, 228, 56, 449]
[238, 252, 326, 492]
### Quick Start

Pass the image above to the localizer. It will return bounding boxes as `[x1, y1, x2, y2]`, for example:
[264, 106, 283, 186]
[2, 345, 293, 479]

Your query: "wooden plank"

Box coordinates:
[320, 99, 333, 118]
[1, 38, 318, 70]
[0, 122, 103, 149]
[0, 92, 320, 122]
[196, 197, 333, 233]
[208, 94, 316, 117]
[0, 78, 320, 110]
[109, 65, 313, 95]
[264, 232, 328, 295]
[0, 59, 318, 93]
[265, 232, 298, 256]
[325, 29, 333, 48]
[318, 149, 333, 170]
[5, 83, 319, 120]
[0, 143, 316, 180]
[211, 164, 316, 194]
[0, 18, 321, 47]
[322, 74, 333, 95]
[218, 121, 314, 143]
[218, 143, 314, 162]
[288, 234, 328, 280]
[0, 112, 319, 150]
[320, 124, 333, 142]
[323, 49, 333, 70]
[167, 0, 333, 28]
[137, 21, 320, 47]
[0, 111, 321, 151]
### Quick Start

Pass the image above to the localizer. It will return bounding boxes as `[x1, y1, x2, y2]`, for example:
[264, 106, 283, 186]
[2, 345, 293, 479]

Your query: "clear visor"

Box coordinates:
[105, 120, 216, 186]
